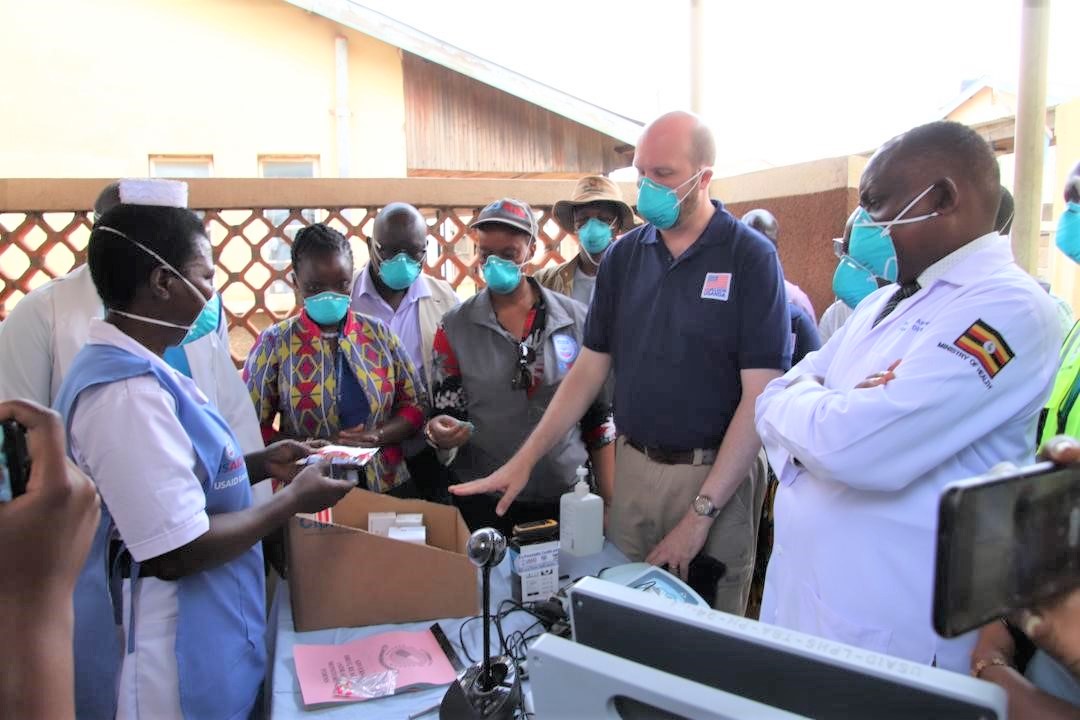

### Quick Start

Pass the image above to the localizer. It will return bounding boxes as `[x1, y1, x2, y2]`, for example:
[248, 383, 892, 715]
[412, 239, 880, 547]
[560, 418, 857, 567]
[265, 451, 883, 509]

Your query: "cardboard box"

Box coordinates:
[287, 489, 478, 631]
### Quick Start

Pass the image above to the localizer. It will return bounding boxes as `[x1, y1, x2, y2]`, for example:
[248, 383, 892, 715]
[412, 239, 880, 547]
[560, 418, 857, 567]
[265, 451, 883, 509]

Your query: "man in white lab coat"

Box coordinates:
[754, 121, 1063, 672]
[0, 179, 262, 454]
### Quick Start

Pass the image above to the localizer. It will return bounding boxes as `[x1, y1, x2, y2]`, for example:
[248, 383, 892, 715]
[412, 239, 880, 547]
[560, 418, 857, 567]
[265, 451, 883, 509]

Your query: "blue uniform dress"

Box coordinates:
[56, 343, 266, 720]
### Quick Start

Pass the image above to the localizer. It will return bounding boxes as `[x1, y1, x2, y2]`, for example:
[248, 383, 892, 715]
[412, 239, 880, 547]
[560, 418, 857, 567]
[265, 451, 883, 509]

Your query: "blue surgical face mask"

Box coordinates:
[847, 183, 939, 283]
[482, 255, 523, 295]
[636, 169, 707, 230]
[832, 255, 884, 309]
[577, 217, 614, 256]
[1054, 202, 1080, 263]
[96, 225, 219, 346]
[177, 292, 220, 346]
[303, 291, 352, 325]
[374, 245, 423, 290]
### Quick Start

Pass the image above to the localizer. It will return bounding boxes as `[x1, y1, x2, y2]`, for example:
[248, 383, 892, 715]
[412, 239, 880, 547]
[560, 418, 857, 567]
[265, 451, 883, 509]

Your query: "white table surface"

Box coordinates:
[268, 542, 629, 719]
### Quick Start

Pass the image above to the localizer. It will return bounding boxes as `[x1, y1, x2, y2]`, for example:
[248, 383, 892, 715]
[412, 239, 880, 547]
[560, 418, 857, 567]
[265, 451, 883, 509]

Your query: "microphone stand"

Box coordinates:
[480, 562, 494, 690]
[440, 528, 521, 720]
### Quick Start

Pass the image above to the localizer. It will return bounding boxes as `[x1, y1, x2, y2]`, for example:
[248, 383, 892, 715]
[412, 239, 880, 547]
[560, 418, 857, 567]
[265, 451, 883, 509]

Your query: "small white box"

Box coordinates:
[388, 525, 427, 545]
[367, 512, 397, 536]
[510, 540, 560, 603]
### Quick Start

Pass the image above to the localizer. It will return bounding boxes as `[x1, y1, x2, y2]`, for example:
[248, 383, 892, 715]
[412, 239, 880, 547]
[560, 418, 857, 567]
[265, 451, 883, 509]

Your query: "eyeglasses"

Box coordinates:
[511, 341, 537, 391]
[373, 243, 426, 263]
[832, 237, 845, 259]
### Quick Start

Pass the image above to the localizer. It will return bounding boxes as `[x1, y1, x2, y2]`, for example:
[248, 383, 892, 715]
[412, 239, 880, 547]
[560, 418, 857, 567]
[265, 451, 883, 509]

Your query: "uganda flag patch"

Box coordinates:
[954, 320, 1014, 378]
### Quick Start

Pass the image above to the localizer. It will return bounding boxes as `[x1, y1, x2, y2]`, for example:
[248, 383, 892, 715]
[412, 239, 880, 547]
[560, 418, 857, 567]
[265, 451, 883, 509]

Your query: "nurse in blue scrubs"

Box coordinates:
[57, 204, 354, 720]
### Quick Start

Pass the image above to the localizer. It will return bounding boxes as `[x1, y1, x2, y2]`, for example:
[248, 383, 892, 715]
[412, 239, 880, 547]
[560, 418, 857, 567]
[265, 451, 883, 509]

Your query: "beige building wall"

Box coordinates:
[0, 0, 407, 178]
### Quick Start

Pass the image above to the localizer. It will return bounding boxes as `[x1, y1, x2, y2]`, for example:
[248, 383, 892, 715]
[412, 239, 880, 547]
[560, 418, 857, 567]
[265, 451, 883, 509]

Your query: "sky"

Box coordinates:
[359, 0, 1080, 176]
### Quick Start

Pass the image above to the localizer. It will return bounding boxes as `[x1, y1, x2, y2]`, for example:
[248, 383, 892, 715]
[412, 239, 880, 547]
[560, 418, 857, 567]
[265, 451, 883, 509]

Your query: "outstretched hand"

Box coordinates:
[448, 457, 530, 516]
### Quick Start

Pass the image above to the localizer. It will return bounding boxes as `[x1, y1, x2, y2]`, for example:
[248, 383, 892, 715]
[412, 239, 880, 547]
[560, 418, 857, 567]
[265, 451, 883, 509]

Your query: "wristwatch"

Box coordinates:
[692, 494, 720, 519]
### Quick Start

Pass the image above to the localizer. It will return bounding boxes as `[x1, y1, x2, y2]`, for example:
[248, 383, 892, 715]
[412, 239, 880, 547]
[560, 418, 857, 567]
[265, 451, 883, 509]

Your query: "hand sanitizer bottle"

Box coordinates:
[560, 467, 604, 556]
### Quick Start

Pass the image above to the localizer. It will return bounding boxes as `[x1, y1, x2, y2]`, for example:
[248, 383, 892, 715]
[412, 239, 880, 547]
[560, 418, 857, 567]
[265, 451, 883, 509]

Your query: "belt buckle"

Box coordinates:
[647, 446, 672, 464]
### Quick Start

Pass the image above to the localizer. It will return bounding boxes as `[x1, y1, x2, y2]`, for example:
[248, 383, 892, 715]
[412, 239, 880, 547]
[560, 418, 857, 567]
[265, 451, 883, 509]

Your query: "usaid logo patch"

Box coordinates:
[219, 443, 244, 475]
[701, 272, 732, 301]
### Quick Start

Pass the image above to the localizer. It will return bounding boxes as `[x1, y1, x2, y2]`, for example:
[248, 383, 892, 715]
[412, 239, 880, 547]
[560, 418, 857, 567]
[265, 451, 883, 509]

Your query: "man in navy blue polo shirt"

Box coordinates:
[451, 111, 791, 614]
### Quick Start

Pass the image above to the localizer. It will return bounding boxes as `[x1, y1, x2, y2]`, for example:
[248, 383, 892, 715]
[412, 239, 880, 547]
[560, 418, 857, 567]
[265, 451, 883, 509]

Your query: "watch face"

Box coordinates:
[694, 495, 714, 516]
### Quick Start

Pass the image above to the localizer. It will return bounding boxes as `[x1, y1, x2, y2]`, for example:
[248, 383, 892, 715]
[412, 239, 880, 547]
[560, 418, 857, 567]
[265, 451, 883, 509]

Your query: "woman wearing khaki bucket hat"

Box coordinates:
[536, 175, 635, 306]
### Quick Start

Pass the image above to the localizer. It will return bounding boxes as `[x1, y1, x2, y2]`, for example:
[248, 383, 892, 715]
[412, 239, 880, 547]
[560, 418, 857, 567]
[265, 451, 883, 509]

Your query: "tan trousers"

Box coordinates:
[608, 436, 768, 615]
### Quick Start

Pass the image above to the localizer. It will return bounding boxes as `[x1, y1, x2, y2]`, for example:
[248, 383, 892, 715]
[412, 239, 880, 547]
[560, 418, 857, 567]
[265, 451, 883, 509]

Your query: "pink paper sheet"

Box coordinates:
[294, 629, 458, 706]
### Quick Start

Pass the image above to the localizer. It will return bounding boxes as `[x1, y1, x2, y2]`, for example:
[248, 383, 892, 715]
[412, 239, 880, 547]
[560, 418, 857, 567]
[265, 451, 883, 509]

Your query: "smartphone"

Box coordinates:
[327, 463, 364, 486]
[934, 461, 1080, 637]
[0, 419, 30, 502]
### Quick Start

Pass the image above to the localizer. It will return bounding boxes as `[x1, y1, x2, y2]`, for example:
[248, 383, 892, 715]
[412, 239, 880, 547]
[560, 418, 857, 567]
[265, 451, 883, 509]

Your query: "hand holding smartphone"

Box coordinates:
[0, 418, 30, 502]
[0, 400, 99, 719]
[934, 461, 1080, 637]
[0, 400, 100, 596]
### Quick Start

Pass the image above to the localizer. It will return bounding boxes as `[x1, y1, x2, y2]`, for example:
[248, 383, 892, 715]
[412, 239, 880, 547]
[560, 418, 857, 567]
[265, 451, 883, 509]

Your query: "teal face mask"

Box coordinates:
[578, 218, 614, 255]
[178, 291, 220, 346]
[96, 224, 220, 346]
[303, 291, 351, 325]
[482, 255, 523, 295]
[832, 256, 884, 309]
[847, 183, 939, 282]
[1054, 202, 1080, 262]
[376, 249, 423, 291]
[636, 169, 706, 230]
[847, 209, 899, 283]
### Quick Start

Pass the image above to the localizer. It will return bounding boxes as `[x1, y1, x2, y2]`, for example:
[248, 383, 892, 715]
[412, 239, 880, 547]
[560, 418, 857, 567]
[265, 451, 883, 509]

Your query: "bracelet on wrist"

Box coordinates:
[971, 656, 1011, 679]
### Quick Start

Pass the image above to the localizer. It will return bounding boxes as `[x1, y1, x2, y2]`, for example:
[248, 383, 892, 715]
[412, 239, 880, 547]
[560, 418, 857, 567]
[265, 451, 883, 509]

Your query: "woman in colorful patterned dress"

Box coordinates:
[244, 224, 425, 496]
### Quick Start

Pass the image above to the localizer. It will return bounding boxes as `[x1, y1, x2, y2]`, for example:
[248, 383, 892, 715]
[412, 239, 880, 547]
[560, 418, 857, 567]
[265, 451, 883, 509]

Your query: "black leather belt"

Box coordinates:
[624, 438, 718, 466]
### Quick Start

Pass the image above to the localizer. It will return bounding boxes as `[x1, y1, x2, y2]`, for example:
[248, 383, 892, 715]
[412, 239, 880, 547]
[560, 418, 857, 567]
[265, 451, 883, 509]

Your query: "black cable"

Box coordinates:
[458, 600, 547, 664]
[502, 621, 544, 664]
[497, 598, 549, 623]
[457, 614, 482, 663]
[492, 600, 548, 661]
